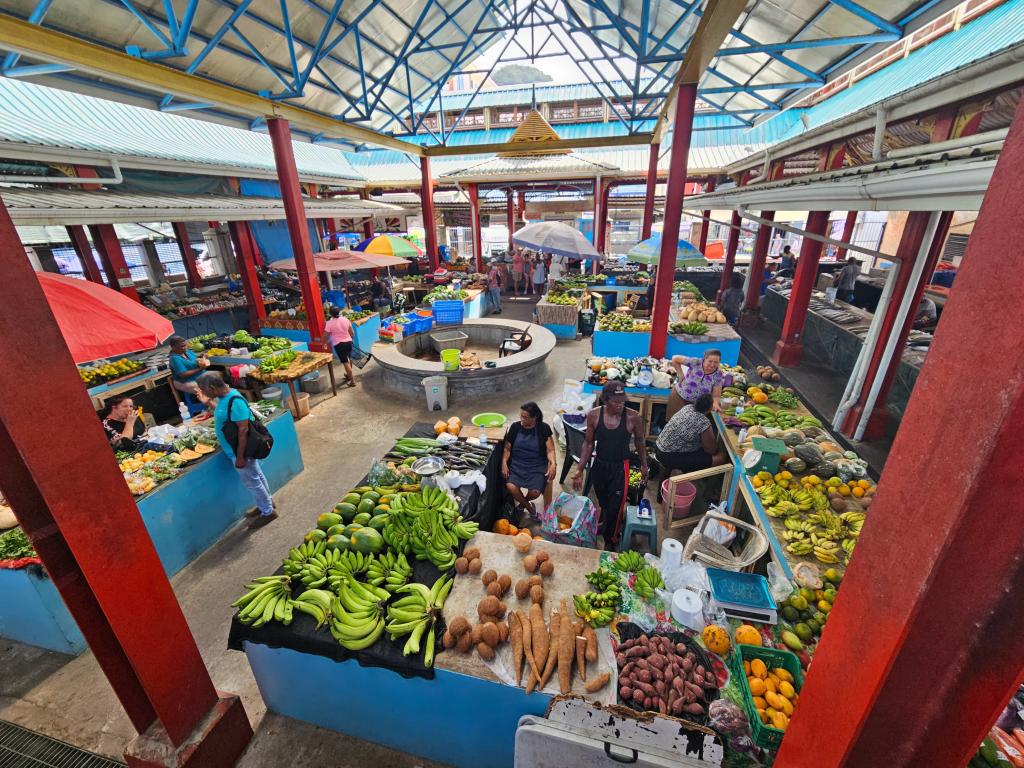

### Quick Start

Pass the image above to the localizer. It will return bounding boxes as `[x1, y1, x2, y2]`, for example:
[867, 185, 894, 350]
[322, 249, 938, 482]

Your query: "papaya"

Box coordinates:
[353, 512, 372, 526]
[342, 523, 363, 537]
[368, 513, 389, 531]
[361, 490, 381, 503]
[326, 524, 346, 538]
[351, 527, 384, 554]
[304, 529, 326, 542]
[326, 534, 350, 551]
[357, 497, 377, 516]
[335, 502, 357, 521]
[342, 493, 361, 506]
[317, 512, 343, 530]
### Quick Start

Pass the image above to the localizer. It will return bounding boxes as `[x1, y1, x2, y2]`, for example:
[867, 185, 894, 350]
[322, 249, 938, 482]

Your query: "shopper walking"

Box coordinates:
[197, 371, 277, 529]
[531, 256, 547, 297]
[511, 248, 525, 295]
[834, 256, 860, 303]
[324, 306, 357, 387]
[719, 273, 745, 325]
[573, 381, 648, 549]
[487, 260, 503, 314]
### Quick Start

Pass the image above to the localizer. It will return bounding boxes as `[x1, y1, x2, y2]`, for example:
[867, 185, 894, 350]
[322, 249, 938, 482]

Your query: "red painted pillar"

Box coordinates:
[267, 118, 328, 351]
[641, 143, 660, 240]
[698, 178, 715, 254]
[838, 211, 933, 438]
[66, 225, 104, 284]
[777, 97, 1024, 768]
[835, 211, 857, 261]
[468, 183, 482, 273]
[0, 198, 252, 766]
[228, 221, 266, 333]
[517, 190, 526, 222]
[88, 224, 141, 302]
[506, 189, 515, 254]
[771, 209, 829, 366]
[171, 222, 203, 290]
[649, 83, 698, 359]
[739, 211, 775, 326]
[596, 180, 611, 254]
[360, 190, 375, 240]
[420, 156, 439, 271]
[716, 211, 742, 301]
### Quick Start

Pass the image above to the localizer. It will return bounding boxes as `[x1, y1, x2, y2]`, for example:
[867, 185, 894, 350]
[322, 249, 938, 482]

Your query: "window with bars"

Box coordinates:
[577, 102, 603, 119]
[550, 105, 575, 121]
[50, 245, 108, 283]
[497, 110, 518, 124]
[154, 241, 186, 276]
[119, 243, 150, 281]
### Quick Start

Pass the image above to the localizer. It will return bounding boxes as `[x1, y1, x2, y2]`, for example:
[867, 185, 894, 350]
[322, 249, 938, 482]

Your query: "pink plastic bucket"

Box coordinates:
[661, 479, 697, 519]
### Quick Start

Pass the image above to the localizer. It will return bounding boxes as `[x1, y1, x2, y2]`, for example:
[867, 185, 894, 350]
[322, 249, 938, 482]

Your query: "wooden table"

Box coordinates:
[87, 368, 172, 410]
[249, 352, 338, 419]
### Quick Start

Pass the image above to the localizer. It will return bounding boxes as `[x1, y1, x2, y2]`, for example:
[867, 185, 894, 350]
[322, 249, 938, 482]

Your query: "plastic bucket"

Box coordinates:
[441, 349, 461, 372]
[288, 391, 310, 419]
[661, 479, 697, 520]
[422, 376, 448, 411]
[260, 386, 283, 402]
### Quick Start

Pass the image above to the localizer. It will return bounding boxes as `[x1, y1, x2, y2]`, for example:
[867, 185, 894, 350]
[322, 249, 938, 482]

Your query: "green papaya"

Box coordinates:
[342, 493, 361, 506]
[361, 491, 381, 503]
[304, 529, 326, 542]
[352, 512, 372, 526]
[326, 534, 350, 551]
[368, 513, 389, 531]
[326, 524, 346, 538]
[356, 498, 376, 516]
[350, 527, 384, 554]
[317, 512, 343, 530]
[335, 503, 357, 521]
[342, 524, 363, 538]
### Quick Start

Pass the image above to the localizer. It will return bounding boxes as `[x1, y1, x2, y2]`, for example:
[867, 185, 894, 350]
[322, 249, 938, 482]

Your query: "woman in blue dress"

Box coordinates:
[502, 402, 557, 516]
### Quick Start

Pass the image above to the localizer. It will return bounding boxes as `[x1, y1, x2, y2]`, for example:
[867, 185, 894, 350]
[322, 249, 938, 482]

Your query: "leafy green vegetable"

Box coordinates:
[0, 527, 36, 560]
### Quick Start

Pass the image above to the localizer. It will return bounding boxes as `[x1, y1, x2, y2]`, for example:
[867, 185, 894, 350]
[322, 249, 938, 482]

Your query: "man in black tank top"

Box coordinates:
[573, 380, 648, 548]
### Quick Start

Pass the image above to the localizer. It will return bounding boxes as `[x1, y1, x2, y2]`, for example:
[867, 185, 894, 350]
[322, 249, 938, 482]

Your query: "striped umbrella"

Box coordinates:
[353, 234, 423, 258]
[627, 234, 707, 268]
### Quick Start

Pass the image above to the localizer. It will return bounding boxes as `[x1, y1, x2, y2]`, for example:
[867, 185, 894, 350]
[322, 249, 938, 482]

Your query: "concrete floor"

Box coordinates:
[0, 295, 583, 767]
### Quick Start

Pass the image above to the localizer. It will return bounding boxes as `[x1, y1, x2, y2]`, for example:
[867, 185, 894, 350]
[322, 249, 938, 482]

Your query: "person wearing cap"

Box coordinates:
[573, 380, 648, 549]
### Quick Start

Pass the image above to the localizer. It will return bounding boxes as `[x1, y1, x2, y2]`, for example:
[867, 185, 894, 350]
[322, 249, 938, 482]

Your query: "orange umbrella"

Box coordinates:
[38, 272, 174, 364]
[272, 249, 408, 272]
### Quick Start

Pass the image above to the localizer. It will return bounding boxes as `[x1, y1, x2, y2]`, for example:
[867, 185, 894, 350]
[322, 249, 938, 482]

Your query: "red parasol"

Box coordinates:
[270, 249, 409, 272]
[38, 272, 174, 364]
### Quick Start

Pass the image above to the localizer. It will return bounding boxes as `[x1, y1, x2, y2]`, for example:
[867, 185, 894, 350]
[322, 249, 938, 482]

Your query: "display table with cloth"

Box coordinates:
[248, 351, 338, 418]
[1, 409, 303, 653]
[535, 296, 582, 339]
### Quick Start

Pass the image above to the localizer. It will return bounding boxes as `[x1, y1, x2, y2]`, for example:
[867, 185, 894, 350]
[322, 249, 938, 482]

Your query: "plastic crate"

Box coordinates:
[403, 313, 433, 335]
[432, 300, 465, 325]
[728, 643, 804, 750]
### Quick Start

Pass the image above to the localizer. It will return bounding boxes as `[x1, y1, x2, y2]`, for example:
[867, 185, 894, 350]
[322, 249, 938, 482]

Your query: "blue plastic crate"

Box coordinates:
[432, 300, 465, 325]
[403, 313, 433, 335]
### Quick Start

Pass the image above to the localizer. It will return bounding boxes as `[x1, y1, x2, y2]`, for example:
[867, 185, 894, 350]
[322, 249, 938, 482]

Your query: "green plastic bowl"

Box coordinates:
[471, 412, 507, 428]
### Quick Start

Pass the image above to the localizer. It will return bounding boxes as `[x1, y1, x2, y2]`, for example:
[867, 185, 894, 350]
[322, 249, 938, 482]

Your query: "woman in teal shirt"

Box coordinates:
[168, 335, 208, 395]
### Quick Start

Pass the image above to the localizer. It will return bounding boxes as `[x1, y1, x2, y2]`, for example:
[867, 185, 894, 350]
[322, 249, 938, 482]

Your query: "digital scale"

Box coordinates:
[707, 567, 778, 624]
[741, 436, 787, 476]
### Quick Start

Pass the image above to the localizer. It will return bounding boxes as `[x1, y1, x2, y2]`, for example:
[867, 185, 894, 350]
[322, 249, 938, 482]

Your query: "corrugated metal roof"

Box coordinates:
[1, 188, 399, 226]
[0, 79, 365, 183]
[770, 0, 1024, 140]
[17, 223, 175, 244]
[416, 81, 657, 112]
[441, 153, 619, 180]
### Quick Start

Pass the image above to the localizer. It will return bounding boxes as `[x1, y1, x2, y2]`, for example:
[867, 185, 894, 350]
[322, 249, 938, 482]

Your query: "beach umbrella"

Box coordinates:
[38, 272, 174, 364]
[512, 221, 599, 260]
[626, 234, 707, 268]
[353, 234, 423, 258]
[272, 249, 408, 272]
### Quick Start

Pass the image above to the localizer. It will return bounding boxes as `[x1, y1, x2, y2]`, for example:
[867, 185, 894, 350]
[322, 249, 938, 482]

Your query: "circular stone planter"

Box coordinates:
[373, 319, 556, 400]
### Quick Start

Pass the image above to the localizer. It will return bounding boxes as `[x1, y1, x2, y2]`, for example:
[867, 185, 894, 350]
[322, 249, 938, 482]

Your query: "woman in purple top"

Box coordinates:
[666, 348, 727, 421]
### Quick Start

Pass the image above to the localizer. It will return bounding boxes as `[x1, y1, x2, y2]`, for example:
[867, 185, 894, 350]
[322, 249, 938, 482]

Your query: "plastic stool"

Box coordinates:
[181, 391, 205, 417]
[620, 503, 658, 553]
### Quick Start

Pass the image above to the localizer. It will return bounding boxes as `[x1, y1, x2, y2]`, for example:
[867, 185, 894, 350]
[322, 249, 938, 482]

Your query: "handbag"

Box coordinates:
[221, 394, 274, 460]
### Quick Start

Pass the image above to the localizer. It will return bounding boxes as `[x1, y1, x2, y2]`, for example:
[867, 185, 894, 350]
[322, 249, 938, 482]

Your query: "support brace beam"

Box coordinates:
[66, 224, 104, 284]
[172, 222, 203, 290]
[88, 224, 140, 302]
[641, 143, 660, 240]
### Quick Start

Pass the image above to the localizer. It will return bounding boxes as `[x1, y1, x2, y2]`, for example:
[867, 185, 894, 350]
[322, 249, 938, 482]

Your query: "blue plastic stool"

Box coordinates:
[181, 391, 206, 417]
[620, 502, 658, 553]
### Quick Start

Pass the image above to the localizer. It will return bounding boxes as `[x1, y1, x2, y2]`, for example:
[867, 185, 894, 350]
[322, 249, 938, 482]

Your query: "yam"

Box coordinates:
[539, 560, 554, 577]
[515, 579, 531, 599]
[476, 642, 495, 661]
[523, 555, 539, 573]
[528, 575, 543, 587]
[535, 550, 550, 563]
[497, 574, 512, 595]
[449, 616, 470, 637]
[481, 569, 497, 585]
[481, 622, 500, 648]
[468, 559, 482, 574]
[558, 598, 574, 694]
[575, 635, 587, 681]
[509, 613, 524, 685]
[538, 611, 560, 689]
[454, 557, 469, 574]
[530, 584, 545, 605]
[529, 603, 548, 674]
[498, 621, 509, 643]
[471, 624, 483, 645]
[583, 625, 598, 663]
[464, 547, 480, 561]
[585, 672, 610, 693]
[519, 610, 536, 683]
[456, 632, 474, 653]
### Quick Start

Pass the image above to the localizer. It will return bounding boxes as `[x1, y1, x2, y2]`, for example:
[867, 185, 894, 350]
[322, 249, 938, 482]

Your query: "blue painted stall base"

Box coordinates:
[0, 566, 86, 654]
[542, 322, 578, 340]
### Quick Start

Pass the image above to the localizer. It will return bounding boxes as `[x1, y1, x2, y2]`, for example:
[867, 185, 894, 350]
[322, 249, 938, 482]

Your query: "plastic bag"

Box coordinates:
[767, 561, 794, 603]
[539, 492, 598, 548]
[701, 501, 737, 546]
[663, 559, 710, 593]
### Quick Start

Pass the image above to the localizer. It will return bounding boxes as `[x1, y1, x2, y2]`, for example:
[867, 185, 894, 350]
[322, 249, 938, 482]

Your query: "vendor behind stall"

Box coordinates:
[101, 394, 145, 452]
[914, 296, 938, 329]
[655, 394, 726, 481]
[573, 381, 648, 548]
[168, 335, 209, 394]
[667, 349, 727, 420]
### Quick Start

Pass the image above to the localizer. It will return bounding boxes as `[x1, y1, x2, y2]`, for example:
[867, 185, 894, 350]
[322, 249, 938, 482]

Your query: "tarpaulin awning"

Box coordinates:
[271, 249, 408, 273]
[38, 272, 174, 363]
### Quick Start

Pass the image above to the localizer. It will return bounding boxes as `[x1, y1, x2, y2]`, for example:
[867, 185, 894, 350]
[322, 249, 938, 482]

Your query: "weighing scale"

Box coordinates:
[707, 567, 778, 624]
[741, 436, 787, 476]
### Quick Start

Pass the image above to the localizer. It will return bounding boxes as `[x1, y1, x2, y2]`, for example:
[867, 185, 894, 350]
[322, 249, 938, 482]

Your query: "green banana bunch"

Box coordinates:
[329, 576, 391, 651]
[574, 594, 616, 628]
[233, 575, 293, 628]
[283, 540, 327, 578]
[786, 540, 814, 555]
[385, 574, 453, 668]
[451, 516, 479, 541]
[326, 551, 376, 590]
[298, 546, 345, 587]
[382, 507, 413, 554]
[633, 565, 665, 600]
[290, 588, 333, 629]
[613, 550, 644, 573]
[409, 506, 459, 570]
[782, 530, 807, 542]
[366, 550, 413, 591]
[585, 566, 618, 591]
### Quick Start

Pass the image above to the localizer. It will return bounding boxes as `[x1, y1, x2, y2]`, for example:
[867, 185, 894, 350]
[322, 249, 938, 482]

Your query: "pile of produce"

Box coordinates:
[391, 315, 412, 325]
[777, 569, 843, 645]
[119, 451, 186, 496]
[544, 293, 578, 306]
[188, 333, 217, 352]
[0, 526, 35, 561]
[258, 349, 298, 373]
[670, 321, 708, 336]
[342, 309, 374, 322]
[382, 574, 452, 665]
[205, 347, 229, 356]
[250, 336, 293, 358]
[673, 280, 704, 298]
[432, 416, 462, 436]
[424, 286, 468, 304]
[596, 313, 635, 332]
[768, 388, 799, 408]
[581, 273, 608, 285]
[79, 358, 145, 386]
[756, 364, 782, 382]
[739, 653, 800, 732]
[118, 449, 168, 473]
[384, 487, 479, 570]
[574, 566, 623, 628]
[616, 631, 719, 719]
[679, 303, 726, 325]
[586, 356, 677, 388]
[726, 404, 821, 431]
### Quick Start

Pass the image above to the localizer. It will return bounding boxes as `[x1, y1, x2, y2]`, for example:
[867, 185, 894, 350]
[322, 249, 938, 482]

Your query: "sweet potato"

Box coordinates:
[519, 610, 537, 683]
[585, 672, 610, 692]
[583, 624, 598, 663]
[529, 603, 548, 674]
[498, 621, 509, 643]
[538, 611, 560, 689]
[575, 635, 587, 681]
[558, 598, 574, 694]
[509, 613, 524, 685]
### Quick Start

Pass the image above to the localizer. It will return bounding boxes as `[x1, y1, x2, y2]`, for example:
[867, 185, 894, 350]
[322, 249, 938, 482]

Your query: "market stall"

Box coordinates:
[1, 407, 304, 654]
[248, 351, 338, 418]
[261, 311, 382, 352]
[535, 293, 586, 340]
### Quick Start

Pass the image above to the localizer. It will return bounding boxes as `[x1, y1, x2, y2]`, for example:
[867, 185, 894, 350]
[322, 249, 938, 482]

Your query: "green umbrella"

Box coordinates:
[627, 234, 708, 268]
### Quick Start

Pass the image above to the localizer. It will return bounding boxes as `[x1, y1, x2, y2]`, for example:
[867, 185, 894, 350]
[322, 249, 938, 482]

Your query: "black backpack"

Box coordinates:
[222, 394, 274, 460]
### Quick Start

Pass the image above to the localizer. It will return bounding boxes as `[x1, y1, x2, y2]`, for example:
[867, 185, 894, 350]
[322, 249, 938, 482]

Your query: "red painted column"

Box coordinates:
[468, 183, 482, 273]
[517, 190, 526, 222]
[771, 209, 829, 366]
[596, 180, 611, 254]
[171, 222, 203, 290]
[641, 143, 660, 240]
[267, 118, 327, 351]
[739, 211, 774, 326]
[835, 211, 857, 261]
[506, 189, 515, 254]
[716, 211, 742, 301]
[0, 197, 251, 766]
[360, 190, 375, 240]
[88, 224, 141, 302]
[228, 221, 266, 333]
[838, 211, 932, 437]
[420, 156, 439, 271]
[66, 225, 104, 284]
[698, 178, 715, 254]
[777, 97, 1024, 768]
[649, 83, 698, 358]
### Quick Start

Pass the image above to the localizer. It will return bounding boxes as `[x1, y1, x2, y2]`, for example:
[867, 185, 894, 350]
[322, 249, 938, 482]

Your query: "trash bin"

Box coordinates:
[300, 370, 329, 394]
[260, 386, 283, 403]
[422, 376, 448, 411]
[579, 309, 596, 337]
[440, 349, 461, 371]
[288, 391, 311, 419]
